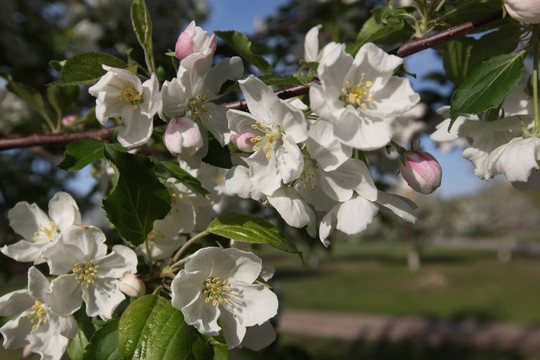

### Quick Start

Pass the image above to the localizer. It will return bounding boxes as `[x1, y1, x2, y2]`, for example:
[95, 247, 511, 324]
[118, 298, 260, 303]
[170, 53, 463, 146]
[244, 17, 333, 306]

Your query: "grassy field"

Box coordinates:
[260, 241, 540, 325]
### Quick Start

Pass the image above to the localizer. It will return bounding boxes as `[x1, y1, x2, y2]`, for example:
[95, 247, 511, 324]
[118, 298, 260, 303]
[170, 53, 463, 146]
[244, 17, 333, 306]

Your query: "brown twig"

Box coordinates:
[395, 9, 505, 57]
[0, 9, 506, 151]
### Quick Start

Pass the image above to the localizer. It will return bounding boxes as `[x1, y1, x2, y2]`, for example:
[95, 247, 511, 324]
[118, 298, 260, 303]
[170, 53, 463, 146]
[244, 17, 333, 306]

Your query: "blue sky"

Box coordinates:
[201, 0, 490, 199]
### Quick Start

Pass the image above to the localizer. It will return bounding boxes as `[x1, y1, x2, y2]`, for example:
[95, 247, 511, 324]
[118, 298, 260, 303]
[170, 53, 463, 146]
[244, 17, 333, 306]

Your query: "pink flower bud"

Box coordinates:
[62, 115, 77, 126]
[503, 0, 540, 24]
[175, 20, 217, 61]
[163, 117, 203, 156]
[118, 274, 146, 297]
[399, 150, 442, 194]
[231, 132, 257, 152]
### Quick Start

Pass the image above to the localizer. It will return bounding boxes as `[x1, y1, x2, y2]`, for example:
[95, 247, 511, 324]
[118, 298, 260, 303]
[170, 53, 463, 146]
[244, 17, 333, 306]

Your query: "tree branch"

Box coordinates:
[0, 9, 506, 151]
[395, 9, 504, 57]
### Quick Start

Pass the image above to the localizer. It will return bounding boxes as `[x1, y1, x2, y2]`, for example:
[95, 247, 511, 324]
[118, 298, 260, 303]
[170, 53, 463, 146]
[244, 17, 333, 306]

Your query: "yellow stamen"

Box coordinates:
[203, 277, 234, 307]
[119, 87, 143, 109]
[340, 73, 374, 110]
[73, 260, 100, 288]
[26, 300, 48, 330]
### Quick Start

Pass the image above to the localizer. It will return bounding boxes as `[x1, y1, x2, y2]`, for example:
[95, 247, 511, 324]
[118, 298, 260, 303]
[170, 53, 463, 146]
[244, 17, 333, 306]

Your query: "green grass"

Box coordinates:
[260, 241, 540, 325]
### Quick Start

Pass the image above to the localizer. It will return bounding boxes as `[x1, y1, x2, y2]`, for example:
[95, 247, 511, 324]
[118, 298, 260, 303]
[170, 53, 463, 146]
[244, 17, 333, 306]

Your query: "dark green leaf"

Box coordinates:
[1, 73, 51, 123]
[202, 137, 232, 169]
[440, 38, 475, 86]
[118, 295, 214, 360]
[49, 52, 128, 86]
[83, 319, 122, 360]
[160, 161, 210, 199]
[102, 146, 170, 246]
[214, 31, 272, 75]
[208, 213, 299, 254]
[450, 51, 525, 121]
[47, 85, 79, 119]
[131, 0, 155, 72]
[68, 329, 90, 360]
[56, 139, 116, 172]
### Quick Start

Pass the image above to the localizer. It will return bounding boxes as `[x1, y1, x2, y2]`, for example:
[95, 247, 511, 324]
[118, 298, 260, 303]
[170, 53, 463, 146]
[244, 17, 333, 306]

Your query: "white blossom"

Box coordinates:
[2, 192, 81, 264]
[171, 247, 278, 349]
[0, 267, 77, 360]
[89, 65, 161, 148]
[44, 225, 137, 320]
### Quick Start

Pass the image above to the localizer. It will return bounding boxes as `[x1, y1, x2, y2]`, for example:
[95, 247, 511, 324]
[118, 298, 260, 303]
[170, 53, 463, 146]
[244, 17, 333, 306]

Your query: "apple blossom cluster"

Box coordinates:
[88, 22, 431, 248]
[431, 78, 540, 191]
[1, 19, 443, 360]
[0, 193, 137, 359]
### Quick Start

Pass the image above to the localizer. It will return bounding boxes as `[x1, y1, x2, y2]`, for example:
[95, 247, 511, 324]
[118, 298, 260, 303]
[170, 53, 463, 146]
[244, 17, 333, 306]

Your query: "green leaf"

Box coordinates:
[56, 139, 119, 172]
[440, 38, 475, 86]
[47, 85, 79, 119]
[68, 329, 90, 360]
[82, 319, 122, 360]
[202, 137, 233, 169]
[160, 161, 210, 199]
[214, 31, 272, 75]
[1, 73, 52, 124]
[118, 295, 214, 360]
[131, 0, 155, 72]
[450, 51, 525, 121]
[102, 146, 170, 246]
[49, 52, 128, 86]
[208, 213, 299, 254]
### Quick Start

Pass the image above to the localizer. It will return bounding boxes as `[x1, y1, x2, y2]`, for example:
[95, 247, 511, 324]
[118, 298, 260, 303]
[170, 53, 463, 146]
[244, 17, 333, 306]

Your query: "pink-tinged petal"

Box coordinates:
[48, 192, 81, 231]
[45, 275, 83, 316]
[231, 132, 258, 152]
[164, 117, 203, 156]
[82, 277, 125, 320]
[399, 151, 442, 194]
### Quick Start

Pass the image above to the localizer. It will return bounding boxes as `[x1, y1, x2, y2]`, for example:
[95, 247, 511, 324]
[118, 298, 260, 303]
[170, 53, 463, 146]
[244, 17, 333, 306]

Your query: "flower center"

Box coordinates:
[119, 87, 143, 109]
[294, 157, 319, 191]
[26, 300, 48, 330]
[33, 221, 57, 242]
[340, 74, 374, 110]
[250, 122, 282, 159]
[73, 260, 100, 288]
[203, 277, 234, 307]
[186, 94, 214, 119]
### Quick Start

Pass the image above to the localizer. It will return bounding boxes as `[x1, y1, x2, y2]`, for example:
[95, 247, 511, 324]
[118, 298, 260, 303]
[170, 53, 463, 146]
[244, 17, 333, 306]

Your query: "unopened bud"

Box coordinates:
[62, 115, 77, 126]
[231, 132, 257, 152]
[503, 0, 540, 24]
[118, 274, 146, 297]
[175, 20, 217, 61]
[163, 117, 203, 156]
[399, 150, 442, 194]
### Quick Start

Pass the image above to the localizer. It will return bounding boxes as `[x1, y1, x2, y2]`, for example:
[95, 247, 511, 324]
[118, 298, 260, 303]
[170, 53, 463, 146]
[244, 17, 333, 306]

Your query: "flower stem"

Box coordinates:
[171, 230, 210, 263]
[533, 37, 539, 130]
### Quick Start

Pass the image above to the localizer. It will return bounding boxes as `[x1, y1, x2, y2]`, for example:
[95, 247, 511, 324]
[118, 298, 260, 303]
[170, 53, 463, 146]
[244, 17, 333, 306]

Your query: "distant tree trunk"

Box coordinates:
[405, 223, 420, 271]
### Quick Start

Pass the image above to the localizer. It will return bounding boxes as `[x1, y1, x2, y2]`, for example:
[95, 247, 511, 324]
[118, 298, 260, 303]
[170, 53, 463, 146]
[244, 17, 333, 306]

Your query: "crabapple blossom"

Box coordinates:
[171, 247, 278, 349]
[310, 42, 420, 150]
[118, 274, 146, 298]
[503, 0, 540, 23]
[160, 52, 243, 148]
[2, 192, 81, 264]
[44, 225, 138, 320]
[89, 65, 161, 148]
[399, 150, 442, 194]
[0, 267, 77, 360]
[175, 20, 217, 61]
[227, 75, 308, 195]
